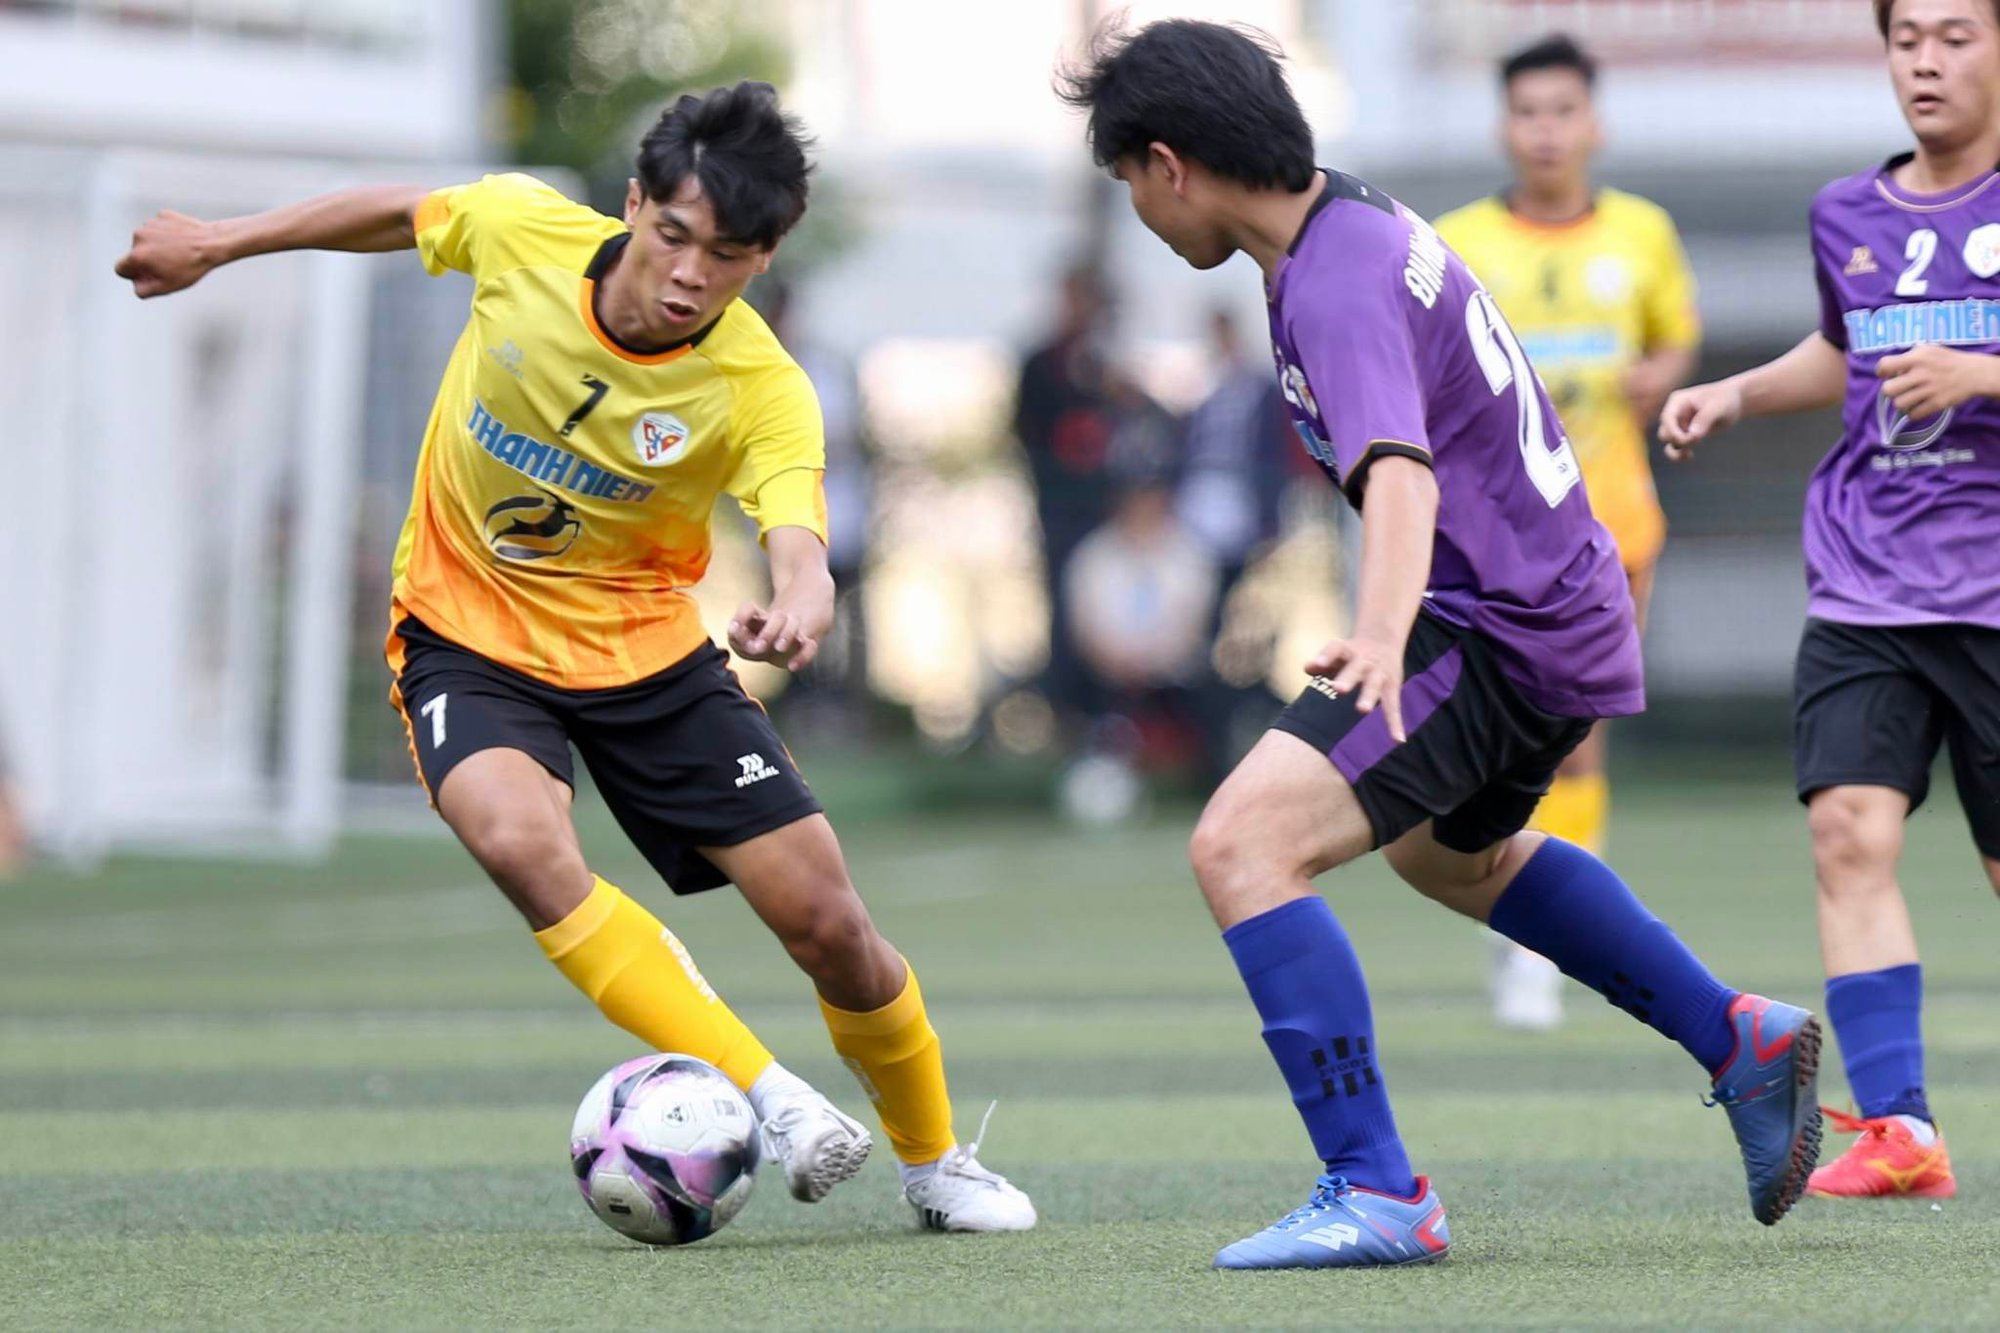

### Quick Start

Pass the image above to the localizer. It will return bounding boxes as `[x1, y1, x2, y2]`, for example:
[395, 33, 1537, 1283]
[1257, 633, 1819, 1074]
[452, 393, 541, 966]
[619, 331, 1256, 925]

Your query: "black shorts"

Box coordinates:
[1794, 618, 2000, 858]
[388, 617, 822, 894]
[1272, 613, 1594, 854]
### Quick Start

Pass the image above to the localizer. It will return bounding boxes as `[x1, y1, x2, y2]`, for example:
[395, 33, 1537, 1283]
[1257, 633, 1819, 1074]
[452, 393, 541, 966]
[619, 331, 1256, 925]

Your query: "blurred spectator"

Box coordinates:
[1176, 308, 1295, 779]
[1058, 467, 1219, 822]
[1177, 308, 1289, 613]
[1014, 262, 1118, 717]
[760, 279, 873, 722]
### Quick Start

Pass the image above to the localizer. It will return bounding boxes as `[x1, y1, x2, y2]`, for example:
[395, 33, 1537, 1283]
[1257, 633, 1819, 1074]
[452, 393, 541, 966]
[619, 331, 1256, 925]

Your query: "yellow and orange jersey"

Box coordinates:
[1435, 187, 1698, 571]
[391, 172, 826, 689]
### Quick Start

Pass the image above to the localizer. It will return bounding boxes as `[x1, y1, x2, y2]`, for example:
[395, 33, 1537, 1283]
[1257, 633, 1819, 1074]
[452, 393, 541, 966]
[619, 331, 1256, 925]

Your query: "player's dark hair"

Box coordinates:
[1500, 33, 1597, 91]
[636, 81, 813, 248]
[1873, 0, 2000, 37]
[1054, 18, 1316, 191]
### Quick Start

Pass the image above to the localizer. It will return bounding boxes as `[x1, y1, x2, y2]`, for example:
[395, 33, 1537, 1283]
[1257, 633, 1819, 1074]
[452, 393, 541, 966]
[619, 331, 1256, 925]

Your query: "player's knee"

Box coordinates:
[462, 815, 581, 906]
[1808, 791, 1901, 894]
[775, 890, 875, 981]
[1188, 804, 1245, 895]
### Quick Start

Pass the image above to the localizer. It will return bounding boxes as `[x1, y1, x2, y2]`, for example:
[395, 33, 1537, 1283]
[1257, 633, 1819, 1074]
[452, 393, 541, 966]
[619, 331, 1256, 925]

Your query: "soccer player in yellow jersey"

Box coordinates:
[1436, 35, 1701, 1030]
[114, 83, 1034, 1233]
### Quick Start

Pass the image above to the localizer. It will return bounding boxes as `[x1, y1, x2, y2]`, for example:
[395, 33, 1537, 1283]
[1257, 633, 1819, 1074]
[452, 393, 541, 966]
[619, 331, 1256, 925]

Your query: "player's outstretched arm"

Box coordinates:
[1658, 332, 1845, 461]
[729, 526, 835, 673]
[1309, 456, 1438, 744]
[114, 183, 430, 298]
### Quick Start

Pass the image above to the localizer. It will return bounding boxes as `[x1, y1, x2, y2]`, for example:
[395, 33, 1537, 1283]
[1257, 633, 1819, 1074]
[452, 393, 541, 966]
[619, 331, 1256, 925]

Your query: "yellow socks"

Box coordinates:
[534, 876, 774, 1090]
[1531, 772, 1610, 856]
[820, 961, 956, 1165]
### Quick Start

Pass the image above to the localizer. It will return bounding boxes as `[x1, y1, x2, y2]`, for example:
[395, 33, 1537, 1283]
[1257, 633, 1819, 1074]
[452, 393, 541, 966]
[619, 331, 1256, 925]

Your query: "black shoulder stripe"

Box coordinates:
[1328, 171, 1396, 216]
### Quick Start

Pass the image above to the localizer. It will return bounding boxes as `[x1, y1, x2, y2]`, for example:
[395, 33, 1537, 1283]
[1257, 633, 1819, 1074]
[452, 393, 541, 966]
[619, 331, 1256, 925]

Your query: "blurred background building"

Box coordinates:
[0, 0, 1907, 860]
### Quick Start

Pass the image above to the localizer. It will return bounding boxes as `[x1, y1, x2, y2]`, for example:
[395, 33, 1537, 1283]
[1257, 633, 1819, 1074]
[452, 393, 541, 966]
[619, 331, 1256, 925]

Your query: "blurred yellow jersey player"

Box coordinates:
[114, 81, 1035, 1233]
[1436, 188, 1697, 577]
[1436, 35, 1700, 1031]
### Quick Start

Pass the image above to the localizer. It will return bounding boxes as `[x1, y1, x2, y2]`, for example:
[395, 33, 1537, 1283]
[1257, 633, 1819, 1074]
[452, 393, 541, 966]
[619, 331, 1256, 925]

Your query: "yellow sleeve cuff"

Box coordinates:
[744, 467, 828, 543]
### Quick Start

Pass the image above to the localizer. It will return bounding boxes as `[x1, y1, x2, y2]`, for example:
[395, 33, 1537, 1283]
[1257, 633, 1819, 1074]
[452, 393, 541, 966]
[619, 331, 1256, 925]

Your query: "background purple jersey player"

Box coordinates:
[1060, 16, 1822, 1272]
[1662, 0, 2000, 1203]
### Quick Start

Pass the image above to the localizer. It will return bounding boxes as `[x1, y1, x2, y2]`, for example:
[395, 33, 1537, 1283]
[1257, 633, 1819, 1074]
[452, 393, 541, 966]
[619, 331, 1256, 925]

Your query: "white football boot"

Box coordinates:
[902, 1104, 1037, 1233]
[1492, 937, 1565, 1032]
[755, 1077, 874, 1203]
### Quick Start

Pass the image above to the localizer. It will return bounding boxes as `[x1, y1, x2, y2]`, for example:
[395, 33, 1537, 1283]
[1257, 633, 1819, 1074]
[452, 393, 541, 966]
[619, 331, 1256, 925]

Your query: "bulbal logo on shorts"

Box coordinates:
[734, 753, 779, 788]
[633, 411, 692, 467]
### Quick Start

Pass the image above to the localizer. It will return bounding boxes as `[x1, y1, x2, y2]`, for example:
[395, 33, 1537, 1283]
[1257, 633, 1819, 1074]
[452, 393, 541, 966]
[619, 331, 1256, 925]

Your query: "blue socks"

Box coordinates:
[1826, 964, 1929, 1122]
[1489, 838, 1737, 1073]
[1224, 896, 1416, 1197]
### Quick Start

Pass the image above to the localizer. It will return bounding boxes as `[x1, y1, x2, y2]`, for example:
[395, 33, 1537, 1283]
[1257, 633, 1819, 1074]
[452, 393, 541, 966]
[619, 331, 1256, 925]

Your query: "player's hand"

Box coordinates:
[1876, 343, 1993, 420]
[1307, 633, 1407, 743]
[1657, 381, 1744, 461]
[728, 600, 821, 672]
[114, 210, 221, 298]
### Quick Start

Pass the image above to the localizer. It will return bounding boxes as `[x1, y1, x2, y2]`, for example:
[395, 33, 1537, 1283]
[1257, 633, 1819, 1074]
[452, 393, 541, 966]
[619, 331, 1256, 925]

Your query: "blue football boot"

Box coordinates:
[1213, 1174, 1450, 1270]
[1707, 993, 1824, 1225]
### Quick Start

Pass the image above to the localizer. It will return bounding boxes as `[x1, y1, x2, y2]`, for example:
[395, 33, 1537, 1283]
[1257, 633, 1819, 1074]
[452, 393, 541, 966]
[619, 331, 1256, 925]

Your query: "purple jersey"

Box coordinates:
[1809, 157, 2000, 629]
[1268, 172, 1643, 718]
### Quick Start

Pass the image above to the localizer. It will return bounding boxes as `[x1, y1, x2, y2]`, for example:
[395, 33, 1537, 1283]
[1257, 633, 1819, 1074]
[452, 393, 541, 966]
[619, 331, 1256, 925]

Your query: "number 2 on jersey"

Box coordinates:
[1897, 229, 1937, 297]
[1465, 290, 1581, 508]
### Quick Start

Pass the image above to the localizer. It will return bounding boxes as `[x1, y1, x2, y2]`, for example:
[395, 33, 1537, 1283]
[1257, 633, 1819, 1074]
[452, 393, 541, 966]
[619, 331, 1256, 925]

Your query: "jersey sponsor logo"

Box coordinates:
[465, 399, 656, 504]
[633, 411, 692, 467]
[734, 753, 779, 788]
[484, 490, 582, 561]
[1842, 298, 2000, 355]
[1965, 223, 2000, 279]
[1517, 327, 1620, 368]
[1845, 245, 1880, 277]
[1875, 390, 1954, 452]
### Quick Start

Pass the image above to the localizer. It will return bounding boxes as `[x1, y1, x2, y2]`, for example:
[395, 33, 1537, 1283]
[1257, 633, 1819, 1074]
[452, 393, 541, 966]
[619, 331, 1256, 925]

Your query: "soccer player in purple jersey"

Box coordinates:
[1057, 19, 1824, 1269]
[1661, 0, 2000, 1202]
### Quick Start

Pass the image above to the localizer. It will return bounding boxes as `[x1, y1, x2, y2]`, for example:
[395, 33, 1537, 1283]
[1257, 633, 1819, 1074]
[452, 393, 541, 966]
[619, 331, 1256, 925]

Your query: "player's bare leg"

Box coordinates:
[435, 748, 590, 926]
[1188, 731, 1374, 930]
[707, 815, 1035, 1230]
[1808, 785, 1918, 978]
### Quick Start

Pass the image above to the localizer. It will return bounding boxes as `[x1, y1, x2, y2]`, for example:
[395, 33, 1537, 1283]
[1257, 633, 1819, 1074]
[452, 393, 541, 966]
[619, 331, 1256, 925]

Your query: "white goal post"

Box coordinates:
[0, 145, 371, 864]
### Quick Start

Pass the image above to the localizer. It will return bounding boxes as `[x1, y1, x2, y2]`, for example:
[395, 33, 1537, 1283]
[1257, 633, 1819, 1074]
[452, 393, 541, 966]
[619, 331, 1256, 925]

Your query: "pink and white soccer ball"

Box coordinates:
[569, 1053, 761, 1245]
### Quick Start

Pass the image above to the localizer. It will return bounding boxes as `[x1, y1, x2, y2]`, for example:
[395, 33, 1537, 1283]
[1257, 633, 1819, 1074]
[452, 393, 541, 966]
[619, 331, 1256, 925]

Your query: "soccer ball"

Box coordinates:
[569, 1053, 761, 1246]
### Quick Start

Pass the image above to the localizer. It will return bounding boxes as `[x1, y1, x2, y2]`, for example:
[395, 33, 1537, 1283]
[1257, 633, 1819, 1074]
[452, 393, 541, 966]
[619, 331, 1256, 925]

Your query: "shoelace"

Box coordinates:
[937, 1101, 1007, 1184]
[1273, 1173, 1351, 1228]
[1822, 1107, 1893, 1137]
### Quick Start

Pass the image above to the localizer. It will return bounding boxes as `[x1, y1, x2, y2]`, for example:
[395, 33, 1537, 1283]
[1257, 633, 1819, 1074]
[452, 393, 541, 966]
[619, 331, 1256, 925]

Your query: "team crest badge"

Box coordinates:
[1963, 224, 2000, 279]
[632, 411, 691, 466]
[1584, 254, 1630, 304]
